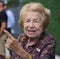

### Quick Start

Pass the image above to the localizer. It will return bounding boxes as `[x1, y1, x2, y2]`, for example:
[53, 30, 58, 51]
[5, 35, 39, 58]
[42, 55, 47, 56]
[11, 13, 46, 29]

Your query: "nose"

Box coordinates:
[29, 21, 34, 28]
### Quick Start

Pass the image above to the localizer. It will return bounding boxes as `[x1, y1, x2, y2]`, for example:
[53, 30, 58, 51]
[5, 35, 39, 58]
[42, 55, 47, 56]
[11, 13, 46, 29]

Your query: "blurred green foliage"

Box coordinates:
[7, 0, 20, 7]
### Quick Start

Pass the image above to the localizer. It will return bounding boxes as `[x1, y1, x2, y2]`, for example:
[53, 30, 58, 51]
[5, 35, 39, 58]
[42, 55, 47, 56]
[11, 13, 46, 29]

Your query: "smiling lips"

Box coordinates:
[28, 30, 36, 35]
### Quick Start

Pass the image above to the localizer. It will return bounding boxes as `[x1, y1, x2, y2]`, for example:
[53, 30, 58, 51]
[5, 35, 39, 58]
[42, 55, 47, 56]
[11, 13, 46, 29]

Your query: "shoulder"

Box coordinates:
[6, 9, 12, 13]
[43, 32, 56, 46]
[40, 32, 56, 46]
[46, 33, 56, 43]
[6, 9, 13, 15]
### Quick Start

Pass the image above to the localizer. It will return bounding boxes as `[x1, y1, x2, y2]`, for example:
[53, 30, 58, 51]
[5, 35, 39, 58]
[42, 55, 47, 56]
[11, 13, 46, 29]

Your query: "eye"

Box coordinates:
[34, 19, 40, 23]
[24, 19, 30, 23]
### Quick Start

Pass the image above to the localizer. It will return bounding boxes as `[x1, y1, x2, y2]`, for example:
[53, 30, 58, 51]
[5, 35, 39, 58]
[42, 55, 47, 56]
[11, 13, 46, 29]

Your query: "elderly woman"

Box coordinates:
[4, 2, 56, 59]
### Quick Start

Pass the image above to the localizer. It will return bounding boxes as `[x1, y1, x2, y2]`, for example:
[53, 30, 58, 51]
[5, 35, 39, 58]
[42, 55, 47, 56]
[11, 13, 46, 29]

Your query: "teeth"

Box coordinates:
[28, 30, 36, 32]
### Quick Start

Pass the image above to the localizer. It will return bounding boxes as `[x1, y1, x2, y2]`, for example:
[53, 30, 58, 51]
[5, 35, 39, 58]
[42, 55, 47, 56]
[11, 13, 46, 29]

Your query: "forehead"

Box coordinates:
[24, 12, 42, 18]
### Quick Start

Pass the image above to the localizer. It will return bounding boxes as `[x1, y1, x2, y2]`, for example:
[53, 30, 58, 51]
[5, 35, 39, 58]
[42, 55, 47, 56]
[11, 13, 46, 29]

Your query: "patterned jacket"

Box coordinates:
[11, 32, 56, 59]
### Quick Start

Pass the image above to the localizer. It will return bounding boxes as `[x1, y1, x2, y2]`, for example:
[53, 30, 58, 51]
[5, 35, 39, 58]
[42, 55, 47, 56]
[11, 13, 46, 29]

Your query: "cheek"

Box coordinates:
[35, 23, 43, 30]
[36, 25, 43, 34]
[23, 23, 28, 31]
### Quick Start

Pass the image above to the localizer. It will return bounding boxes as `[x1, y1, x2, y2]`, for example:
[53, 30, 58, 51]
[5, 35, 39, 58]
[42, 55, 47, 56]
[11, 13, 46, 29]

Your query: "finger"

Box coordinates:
[4, 29, 13, 39]
[5, 43, 15, 51]
[5, 40, 18, 52]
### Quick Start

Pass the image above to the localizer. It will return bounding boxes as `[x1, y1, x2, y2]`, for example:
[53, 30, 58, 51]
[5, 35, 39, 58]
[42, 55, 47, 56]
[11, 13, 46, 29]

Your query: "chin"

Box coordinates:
[27, 34, 37, 38]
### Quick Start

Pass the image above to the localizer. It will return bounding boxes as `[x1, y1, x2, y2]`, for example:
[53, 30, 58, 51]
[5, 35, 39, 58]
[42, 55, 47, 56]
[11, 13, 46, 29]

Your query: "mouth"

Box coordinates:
[28, 30, 36, 32]
[27, 30, 36, 35]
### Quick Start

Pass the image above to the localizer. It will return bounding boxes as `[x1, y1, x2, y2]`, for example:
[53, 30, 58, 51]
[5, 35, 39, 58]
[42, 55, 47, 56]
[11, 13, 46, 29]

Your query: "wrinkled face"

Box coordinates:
[23, 12, 44, 38]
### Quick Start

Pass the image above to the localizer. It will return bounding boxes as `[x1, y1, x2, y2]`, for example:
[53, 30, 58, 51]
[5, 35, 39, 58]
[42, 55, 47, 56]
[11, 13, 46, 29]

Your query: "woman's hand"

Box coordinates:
[4, 30, 32, 59]
[4, 30, 25, 56]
